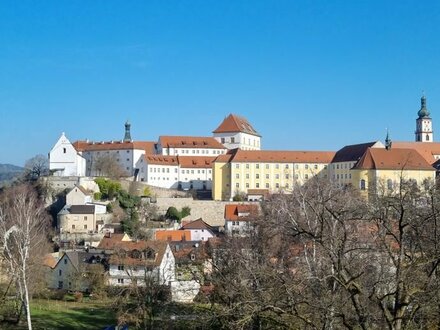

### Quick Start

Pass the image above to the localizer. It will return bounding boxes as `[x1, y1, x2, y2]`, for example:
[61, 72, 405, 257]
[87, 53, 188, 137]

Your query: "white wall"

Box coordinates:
[188, 229, 214, 242]
[49, 133, 86, 176]
[213, 132, 261, 150]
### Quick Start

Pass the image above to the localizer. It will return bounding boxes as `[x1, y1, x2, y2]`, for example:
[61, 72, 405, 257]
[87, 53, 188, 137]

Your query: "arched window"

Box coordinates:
[426, 134, 430, 141]
[360, 179, 366, 190]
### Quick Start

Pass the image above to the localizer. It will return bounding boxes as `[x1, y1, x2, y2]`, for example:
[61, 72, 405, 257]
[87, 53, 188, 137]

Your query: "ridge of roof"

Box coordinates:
[353, 147, 435, 171]
[213, 114, 261, 136]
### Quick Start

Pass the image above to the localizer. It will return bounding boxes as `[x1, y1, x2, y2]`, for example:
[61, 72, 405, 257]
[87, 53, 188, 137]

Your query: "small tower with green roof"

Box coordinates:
[415, 94, 433, 142]
[124, 120, 132, 142]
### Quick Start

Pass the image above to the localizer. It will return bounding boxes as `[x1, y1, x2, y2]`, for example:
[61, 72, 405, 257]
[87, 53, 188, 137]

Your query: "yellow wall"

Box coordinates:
[212, 161, 231, 200]
[214, 161, 329, 200]
[351, 168, 435, 198]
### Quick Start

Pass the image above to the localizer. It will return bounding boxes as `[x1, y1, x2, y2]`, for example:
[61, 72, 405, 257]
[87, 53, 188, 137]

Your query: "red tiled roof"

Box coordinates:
[213, 114, 260, 136]
[353, 148, 435, 171]
[43, 254, 58, 269]
[392, 141, 440, 164]
[216, 149, 335, 163]
[224, 204, 259, 221]
[73, 140, 156, 153]
[155, 230, 192, 242]
[178, 156, 215, 169]
[106, 240, 168, 267]
[159, 136, 225, 149]
[145, 155, 179, 165]
[181, 218, 214, 231]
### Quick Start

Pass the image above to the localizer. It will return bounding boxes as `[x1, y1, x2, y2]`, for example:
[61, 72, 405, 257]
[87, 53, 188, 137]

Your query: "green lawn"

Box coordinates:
[6, 299, 116, 330]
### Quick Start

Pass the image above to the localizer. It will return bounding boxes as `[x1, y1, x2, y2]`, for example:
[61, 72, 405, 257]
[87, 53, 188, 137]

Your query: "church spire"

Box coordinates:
[385, 129, 392, 150]
[124, 120, 132, 142]
[418, 93, 430, 118]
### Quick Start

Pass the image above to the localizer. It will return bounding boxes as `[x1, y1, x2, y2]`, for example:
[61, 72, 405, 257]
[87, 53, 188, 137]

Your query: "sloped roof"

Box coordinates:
[225, 204, 259, 221]
[144, 155, 215, 168]
[155, 230, 192, 242]
[108, 240, 168, 267]
[69, 205, 95, 214]
[353, 148, 435, 171]
[392, 141, 440, 164]
[97, 233, 131, 249]
[181, 218, 214, 231]
[332, 141, 383, 163]
[218, 149, 335, 164]
[159, 136, 225, 149]
[73, 140, 156, 153]
[179, 156, 215, 169]
[145, 155, 179, 165]
[213, 114, 260, 136]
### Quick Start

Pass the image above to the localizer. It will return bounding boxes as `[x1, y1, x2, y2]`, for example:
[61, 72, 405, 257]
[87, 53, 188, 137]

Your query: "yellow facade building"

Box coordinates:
[212, 149, 335, 201]
[350, 147, 436, 198]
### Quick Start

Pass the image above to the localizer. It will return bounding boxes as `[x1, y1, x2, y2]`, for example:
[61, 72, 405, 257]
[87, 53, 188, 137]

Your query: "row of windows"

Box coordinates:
[149, 168, 212, 174]
[150, 177, 212, 182]
[165, 149, 223, 155]
[220, 137, 260, 147]
[238, 182, 289, 189]
[333, 174, 352, 180]
[88, 150, 131, 155]
[71, 224, 88, 229]
[234, 163, 324, 170]
[332, 162, 355, 170]
[235, 173, 309, 180]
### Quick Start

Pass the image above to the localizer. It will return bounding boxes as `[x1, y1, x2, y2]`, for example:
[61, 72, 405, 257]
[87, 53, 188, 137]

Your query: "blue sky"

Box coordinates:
[1, 1, 440, 166]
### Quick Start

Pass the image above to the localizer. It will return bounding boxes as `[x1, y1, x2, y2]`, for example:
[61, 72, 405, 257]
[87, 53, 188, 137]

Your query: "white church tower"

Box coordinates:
[415, 94, 433, 142]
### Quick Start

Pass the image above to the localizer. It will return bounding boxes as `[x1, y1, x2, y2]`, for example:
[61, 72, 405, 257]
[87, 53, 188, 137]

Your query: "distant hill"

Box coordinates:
[0, 163, 24, 184]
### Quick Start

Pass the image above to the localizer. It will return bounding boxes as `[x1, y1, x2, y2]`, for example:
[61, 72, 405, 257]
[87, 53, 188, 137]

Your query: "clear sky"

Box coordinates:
[1, 1, 440, 166]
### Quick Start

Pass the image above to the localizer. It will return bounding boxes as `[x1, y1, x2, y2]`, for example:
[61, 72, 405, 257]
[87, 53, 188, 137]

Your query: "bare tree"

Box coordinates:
[23, 154, 49, 181]
[0, 185, 50, 329]
[93, 154, 128, 179]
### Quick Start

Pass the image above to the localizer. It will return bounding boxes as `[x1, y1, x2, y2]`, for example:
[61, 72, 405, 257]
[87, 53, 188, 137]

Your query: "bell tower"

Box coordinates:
[124, 120, 132, 142]
[415, 94, 433, 142]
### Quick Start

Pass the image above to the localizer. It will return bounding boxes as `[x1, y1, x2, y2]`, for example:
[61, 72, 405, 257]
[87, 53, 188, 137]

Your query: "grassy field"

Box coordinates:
[5, 298, 116, 330]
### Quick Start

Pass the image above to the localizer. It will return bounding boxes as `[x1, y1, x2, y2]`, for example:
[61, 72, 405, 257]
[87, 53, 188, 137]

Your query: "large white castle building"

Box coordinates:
[49, 114, 261, 190]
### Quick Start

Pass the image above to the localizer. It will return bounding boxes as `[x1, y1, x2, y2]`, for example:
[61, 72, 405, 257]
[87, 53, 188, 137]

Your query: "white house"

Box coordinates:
[66, 185, 93, 205]
[181, 219, 216, 242]
[213, 114, 262, 151]
[49, 133, 86, 176]
[224, 204, 259, 236]
[105, 239, 175, 287]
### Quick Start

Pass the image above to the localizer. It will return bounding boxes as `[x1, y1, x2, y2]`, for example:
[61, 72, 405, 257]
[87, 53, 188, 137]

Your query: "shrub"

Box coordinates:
[181, 206, 191, 218]
[165, 206, 181, 221]
[143, 186, 152, 197]
[94, 192, 102, 200]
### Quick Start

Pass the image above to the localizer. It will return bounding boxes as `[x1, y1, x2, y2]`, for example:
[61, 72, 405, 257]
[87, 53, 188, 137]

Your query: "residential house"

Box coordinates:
[181, 219, 216, 242]
[66, 185, 93, 205]
[97, 234, 175, 287]
[224, 204, 259, 236]
[58, 204, 111, 234]
[45, 250, 107, 291]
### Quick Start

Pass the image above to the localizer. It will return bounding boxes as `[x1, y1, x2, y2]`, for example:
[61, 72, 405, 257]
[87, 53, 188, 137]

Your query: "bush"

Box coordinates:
[165, 206, 181, 221]
[106, 203, 113, 213]
[94, 192, 102, 200]
[181, 206, 191, 218]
